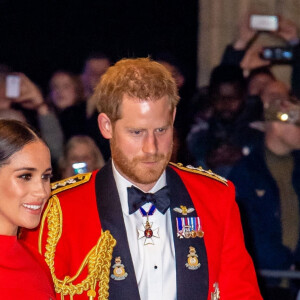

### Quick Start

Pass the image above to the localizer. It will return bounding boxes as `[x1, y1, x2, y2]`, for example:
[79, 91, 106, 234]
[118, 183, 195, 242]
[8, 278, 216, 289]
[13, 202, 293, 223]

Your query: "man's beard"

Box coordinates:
[111, 138, 173, 185]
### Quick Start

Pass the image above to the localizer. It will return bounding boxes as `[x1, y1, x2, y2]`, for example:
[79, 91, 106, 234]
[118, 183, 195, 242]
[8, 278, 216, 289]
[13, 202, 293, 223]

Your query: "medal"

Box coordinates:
[137, 205, 159, 245]
[176, 217, 204, 239]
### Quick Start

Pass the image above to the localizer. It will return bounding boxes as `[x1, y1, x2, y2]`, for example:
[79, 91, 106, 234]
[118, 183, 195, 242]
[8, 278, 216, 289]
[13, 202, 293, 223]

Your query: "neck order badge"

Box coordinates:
[137, 205, 159, 245]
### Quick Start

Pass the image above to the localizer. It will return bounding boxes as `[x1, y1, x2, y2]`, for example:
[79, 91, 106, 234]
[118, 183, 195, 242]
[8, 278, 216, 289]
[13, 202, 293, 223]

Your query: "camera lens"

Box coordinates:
[263, 49, 273, 59]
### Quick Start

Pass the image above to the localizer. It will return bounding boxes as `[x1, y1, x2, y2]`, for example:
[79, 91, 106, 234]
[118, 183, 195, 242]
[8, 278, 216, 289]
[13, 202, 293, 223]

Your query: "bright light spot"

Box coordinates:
[280, 113, 289, 121]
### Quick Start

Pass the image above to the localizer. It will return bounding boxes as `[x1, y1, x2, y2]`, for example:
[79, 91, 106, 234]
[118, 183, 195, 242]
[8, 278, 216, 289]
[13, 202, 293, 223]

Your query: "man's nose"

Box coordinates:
[142, 133, 157, 154]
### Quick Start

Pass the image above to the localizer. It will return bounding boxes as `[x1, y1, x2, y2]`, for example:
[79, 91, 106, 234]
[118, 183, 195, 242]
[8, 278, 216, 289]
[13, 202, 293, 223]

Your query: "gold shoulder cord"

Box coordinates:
[39, 195, 116, 300]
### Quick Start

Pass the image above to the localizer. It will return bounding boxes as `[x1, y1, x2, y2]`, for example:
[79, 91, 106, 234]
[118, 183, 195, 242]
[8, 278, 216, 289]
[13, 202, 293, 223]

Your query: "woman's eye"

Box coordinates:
[19, 174, 32, 181]
[42, 173, 53, 181]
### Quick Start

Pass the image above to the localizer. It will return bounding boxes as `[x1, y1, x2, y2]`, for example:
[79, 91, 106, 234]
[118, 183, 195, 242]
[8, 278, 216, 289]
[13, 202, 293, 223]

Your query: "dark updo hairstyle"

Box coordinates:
[0, 119, 42, 167]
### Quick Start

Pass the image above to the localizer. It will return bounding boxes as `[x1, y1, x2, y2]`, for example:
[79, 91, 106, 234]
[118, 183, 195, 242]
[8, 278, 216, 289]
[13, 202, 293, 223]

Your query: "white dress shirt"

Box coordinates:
[112, 161, 177, 300]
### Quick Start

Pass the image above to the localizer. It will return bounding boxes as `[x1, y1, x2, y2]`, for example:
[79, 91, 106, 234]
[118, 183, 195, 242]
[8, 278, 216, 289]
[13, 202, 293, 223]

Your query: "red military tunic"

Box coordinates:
[23, 162, 262, 300]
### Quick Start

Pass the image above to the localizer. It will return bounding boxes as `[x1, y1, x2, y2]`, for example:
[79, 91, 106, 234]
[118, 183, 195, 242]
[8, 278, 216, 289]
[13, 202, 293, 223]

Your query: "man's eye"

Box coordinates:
[130, 130, 142, 136]
[19, 174, 32, 181]
[156, 128, 167, 134]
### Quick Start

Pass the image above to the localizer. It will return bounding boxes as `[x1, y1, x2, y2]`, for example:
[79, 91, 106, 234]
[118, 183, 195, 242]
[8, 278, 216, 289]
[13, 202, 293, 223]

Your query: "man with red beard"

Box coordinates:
[24, 58, 262, 300]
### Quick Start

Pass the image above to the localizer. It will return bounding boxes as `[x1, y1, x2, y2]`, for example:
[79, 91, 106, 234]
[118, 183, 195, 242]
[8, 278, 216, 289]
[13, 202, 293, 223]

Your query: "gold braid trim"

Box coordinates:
[40, 195, 116, 299]
[169, 162, 228, 186]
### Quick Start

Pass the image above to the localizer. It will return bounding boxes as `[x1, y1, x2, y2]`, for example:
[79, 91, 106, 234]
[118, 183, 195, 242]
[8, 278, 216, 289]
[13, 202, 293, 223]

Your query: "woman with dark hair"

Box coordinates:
[0, 119, 55, 299]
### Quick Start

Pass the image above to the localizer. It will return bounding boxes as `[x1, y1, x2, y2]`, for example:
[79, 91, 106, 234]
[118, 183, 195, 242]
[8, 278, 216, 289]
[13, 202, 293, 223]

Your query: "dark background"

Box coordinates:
[0, 0, 198, 94]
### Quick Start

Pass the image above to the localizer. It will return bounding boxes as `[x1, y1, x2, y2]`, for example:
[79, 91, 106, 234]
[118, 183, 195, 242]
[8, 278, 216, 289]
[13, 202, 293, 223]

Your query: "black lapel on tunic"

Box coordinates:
[95, 162, 141, 300]
[166, 166, 209, 300]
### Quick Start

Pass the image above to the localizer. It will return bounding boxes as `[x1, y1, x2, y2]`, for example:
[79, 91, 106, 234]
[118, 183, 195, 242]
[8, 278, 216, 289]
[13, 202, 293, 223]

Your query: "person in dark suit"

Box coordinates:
[24, 57, 262, 300]
[229, 97, 300, 300]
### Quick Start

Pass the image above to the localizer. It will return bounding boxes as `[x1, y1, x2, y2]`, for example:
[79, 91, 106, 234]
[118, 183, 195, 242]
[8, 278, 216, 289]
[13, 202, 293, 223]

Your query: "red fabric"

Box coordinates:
[0, 235, 55, 300]
[23, 171, 101, 299]
[24, 168, 262, 299]
[170, 165, 262, 299]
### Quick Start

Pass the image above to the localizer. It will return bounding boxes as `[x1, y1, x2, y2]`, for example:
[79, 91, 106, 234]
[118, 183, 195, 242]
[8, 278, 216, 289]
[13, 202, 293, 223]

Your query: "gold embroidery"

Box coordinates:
[169, 162, 228, 186]
[39, 195, 116, 299]
[51, 173, 92, 195]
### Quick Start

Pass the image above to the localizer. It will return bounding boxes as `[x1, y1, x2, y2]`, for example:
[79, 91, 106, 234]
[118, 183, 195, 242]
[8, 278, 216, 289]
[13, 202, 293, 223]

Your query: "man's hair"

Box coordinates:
[247, 67, 275, 84]
[209, 64, 246, 98]
[93, 57, 180, 122]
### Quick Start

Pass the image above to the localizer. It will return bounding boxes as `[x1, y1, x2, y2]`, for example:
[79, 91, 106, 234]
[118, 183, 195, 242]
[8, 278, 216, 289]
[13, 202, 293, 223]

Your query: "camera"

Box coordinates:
[260, 47, 293, 63]
[72, 162, 88, 175]
[249, 14, 278, 31]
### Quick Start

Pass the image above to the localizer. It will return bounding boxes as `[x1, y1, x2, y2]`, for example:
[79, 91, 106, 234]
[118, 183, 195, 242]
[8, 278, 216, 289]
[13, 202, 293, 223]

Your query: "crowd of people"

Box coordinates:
[0, 12, 300, 300]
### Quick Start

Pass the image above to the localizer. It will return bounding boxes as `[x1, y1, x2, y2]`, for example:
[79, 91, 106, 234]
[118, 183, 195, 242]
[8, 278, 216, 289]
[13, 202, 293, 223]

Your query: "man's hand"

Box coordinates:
[233, 13, 258, 50]
[276, 16, 298, 43]
[240, 44, 271, 74]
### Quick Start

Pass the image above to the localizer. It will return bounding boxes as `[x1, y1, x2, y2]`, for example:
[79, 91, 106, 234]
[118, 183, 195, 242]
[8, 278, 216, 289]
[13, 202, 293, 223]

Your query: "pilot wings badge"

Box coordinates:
[173, 205, 195, 215]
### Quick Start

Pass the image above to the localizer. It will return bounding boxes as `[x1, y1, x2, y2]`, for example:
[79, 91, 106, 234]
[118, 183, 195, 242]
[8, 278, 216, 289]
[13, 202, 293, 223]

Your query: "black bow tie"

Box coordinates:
[127, 185, 170, 215]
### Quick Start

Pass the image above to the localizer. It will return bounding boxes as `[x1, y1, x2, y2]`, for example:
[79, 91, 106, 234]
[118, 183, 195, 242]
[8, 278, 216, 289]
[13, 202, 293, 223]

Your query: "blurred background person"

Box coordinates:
[229, 97, 300, 300]
[47, 70, 86, 141]
[48, 70, 84, 112]
[81, 52, 111, 102]
[221, 14, 300, 98]
[0, 119, 55, 299]
[59, 135, 105, 179]
[187, 64, 263, 176]
[52, 53, 113, 161]
[247, 66, 276, 98]
[0, 108, 27, 122]
[154, 52, 194, 164]
[0, 71, 64, 177]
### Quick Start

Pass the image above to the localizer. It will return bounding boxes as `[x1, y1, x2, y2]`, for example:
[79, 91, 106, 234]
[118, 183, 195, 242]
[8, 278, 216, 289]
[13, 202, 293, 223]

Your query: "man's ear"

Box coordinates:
[98, 113, 113, 139]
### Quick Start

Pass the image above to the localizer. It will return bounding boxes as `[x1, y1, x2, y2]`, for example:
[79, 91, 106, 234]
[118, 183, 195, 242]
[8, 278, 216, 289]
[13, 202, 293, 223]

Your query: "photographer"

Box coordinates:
[221, 14, 300, 98]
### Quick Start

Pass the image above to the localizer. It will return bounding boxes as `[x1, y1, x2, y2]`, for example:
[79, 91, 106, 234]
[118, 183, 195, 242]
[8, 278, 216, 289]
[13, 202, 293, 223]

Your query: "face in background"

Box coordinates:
[212, 82, 245, 122]
[158, 61, 185, 89]
[261, 81, 290, 107]
[50, 72, 78, 110]
[266, 121, 300, 154]
[247, 73, 274, 97]
[61, 139, 104, 178]
[99, 95, 175, 191]
[81, 58, 110, 98]
[0, 141, 52, 235]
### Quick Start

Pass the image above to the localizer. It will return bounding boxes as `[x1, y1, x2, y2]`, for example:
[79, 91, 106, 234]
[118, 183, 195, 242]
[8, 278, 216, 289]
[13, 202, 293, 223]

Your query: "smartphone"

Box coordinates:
[5, 75, 21, 98]
[261, 47, 293, 63]
[249, 14, 278, 31]
[72, 162, 88, 174]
